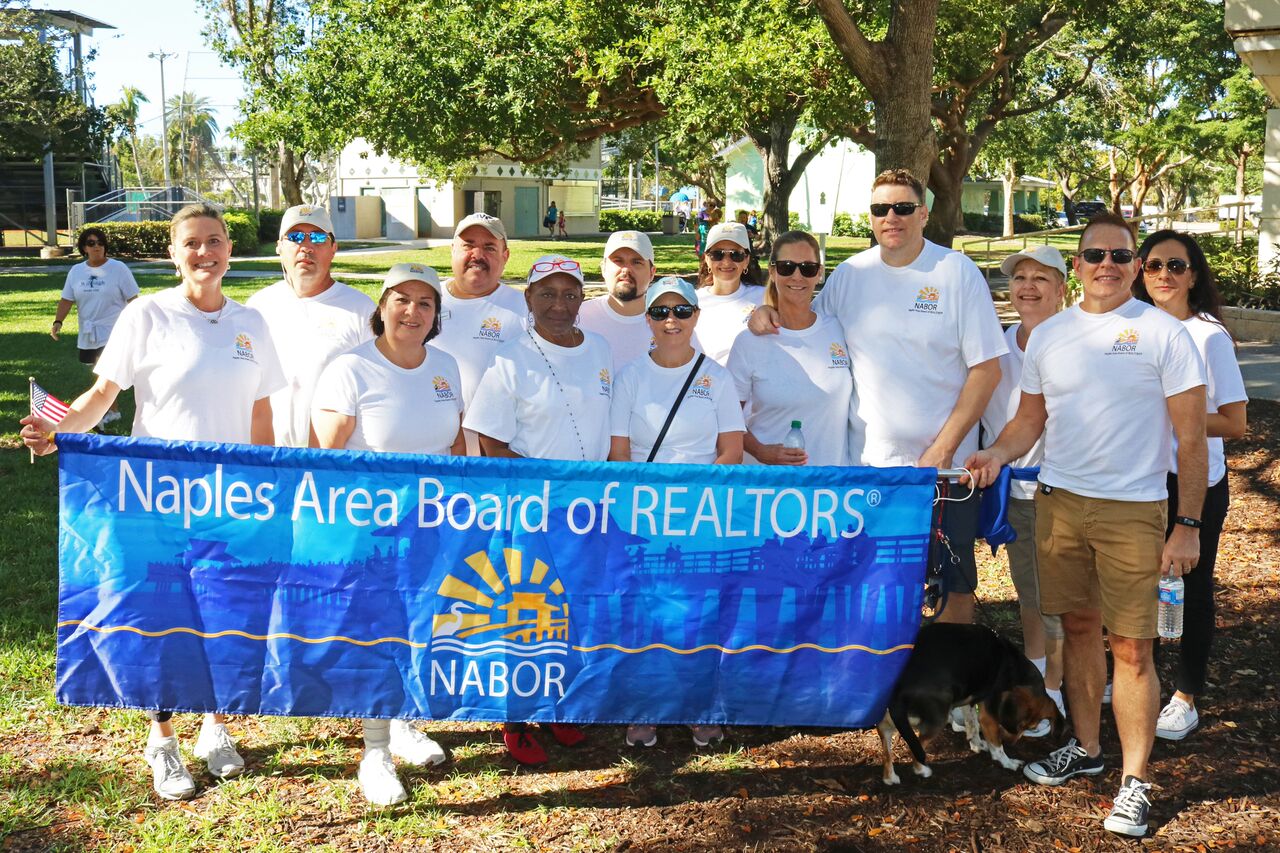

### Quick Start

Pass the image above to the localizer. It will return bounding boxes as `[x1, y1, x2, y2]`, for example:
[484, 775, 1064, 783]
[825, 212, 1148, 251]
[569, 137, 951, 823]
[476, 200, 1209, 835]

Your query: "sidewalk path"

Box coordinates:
[1237, 340, 1280, 402]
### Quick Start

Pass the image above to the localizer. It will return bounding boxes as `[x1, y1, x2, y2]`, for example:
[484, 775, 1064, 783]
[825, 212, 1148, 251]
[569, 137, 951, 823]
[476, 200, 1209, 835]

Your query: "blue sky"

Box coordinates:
[34, 0, 246, 143]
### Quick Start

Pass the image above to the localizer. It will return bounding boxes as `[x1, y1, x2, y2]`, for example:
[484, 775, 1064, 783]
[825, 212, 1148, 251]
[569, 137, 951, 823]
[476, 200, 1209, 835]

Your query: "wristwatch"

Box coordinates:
[1173, 515, 1202, 529]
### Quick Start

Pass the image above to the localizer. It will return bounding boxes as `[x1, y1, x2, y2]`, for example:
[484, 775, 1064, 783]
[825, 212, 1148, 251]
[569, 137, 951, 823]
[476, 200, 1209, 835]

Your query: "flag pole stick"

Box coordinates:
[27, 376, 36, 464]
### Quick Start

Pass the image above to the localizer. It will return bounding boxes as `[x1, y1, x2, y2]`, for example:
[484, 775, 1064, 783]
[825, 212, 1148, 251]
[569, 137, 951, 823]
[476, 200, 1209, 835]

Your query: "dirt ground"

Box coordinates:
[6, 403, 1278, 852]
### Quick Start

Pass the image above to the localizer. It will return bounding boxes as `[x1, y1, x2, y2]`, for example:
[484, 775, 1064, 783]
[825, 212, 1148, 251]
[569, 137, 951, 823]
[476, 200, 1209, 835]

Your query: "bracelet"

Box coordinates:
[1174, 515, 1202, 529]
[51, 320, 62, 327]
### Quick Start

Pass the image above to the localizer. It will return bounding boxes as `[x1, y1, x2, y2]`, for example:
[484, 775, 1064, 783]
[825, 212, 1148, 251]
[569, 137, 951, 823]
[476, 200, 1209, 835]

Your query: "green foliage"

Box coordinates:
[222, 211, 260, 255]
[1199, 235, 1280, 311]
[257, 208, 286, 243]
[961, 212, 1048, 234]
[80, 222, 171, 258]
[787, 212, 811, 233]
[599, 209, 661, 232]
[0, 28, 111, 161]
[831, 212, 872, 238]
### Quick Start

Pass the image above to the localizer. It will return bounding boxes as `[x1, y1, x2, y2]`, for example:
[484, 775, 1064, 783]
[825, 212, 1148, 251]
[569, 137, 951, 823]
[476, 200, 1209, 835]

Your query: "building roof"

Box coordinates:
[0, 9, 116, 35]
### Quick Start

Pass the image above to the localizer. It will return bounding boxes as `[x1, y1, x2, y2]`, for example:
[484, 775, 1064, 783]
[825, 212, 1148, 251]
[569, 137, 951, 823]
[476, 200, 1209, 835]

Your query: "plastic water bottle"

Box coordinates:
[1158, 575, 1185, 639]
[783, 420, 805, 451]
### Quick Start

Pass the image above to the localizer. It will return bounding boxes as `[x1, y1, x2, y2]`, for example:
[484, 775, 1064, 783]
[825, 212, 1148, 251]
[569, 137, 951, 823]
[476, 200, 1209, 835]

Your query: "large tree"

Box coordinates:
[106, 86, 149, 186]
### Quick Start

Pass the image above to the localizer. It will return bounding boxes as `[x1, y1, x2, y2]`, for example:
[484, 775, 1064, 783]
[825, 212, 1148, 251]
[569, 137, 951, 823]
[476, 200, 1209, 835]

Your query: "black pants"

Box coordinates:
[1156, 472, 1230, 697]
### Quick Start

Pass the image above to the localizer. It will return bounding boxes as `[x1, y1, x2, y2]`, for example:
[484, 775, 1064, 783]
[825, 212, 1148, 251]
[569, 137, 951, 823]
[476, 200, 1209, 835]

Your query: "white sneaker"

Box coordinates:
[948, 706, 966, 733]
[1156, 697, 1199, 741]
[1023, 718, 1052, 738]
[626, 724, 658, 747]
[359, 747, 407, 806]
[193, 722, 245, 779]
[1047, 688, 1067, 720]
[144, 737, 196, 800]
[387, 719, 446, 767]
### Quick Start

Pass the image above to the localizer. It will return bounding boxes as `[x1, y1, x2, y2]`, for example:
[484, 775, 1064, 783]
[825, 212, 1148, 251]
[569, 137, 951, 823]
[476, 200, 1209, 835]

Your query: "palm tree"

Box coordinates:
[107, 86, 149, 186]
[166, 92, 220, 192]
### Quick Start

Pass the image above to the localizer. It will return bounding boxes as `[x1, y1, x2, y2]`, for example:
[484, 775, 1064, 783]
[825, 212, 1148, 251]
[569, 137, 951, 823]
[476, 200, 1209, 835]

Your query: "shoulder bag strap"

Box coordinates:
[647, 353, 705, 463]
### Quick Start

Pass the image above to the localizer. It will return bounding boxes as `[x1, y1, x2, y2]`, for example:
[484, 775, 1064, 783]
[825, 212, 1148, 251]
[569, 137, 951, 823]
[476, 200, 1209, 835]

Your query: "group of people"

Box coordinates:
[23, 168, 1247, 837]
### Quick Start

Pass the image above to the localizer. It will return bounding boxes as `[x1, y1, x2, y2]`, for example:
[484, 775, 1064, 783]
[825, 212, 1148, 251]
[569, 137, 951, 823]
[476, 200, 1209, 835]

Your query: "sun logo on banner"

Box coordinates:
[430, 549, 569, 657]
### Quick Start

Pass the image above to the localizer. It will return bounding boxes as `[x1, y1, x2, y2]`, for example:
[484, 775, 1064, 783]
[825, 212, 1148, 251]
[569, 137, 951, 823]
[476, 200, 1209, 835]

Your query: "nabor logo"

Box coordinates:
[433, 375, 454, 400]
[233, 333, 256, 362]
[478, 316, 503, 340]
[690, 373, 714, 398]
[916, 287, 939, 303]
[829, 342, 850, 368]
[1110, 328, 1140, 354]
[598, 368, 611, 396]
[430, 548, 569, 699]
[911, 286, 941, 314]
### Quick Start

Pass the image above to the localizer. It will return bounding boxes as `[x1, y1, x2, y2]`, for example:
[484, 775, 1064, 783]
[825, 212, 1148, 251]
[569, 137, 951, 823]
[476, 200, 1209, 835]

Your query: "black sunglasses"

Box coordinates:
[1142, 258, 1189, 275]
[1078, 248, 1134, 265]
[707, 249, 748, 263]
[82, 239, 102, 247]
[647, 304, 696, 320]
[869, 202, 923, 217]
[773, 260, 822, 277]
[284, 230, 332, 245]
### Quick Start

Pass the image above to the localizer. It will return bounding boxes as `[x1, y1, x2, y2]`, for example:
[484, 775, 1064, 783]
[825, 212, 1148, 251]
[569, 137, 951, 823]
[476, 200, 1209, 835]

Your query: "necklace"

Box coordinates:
[526, 326, 588, 461]
[186, 293, 227, 324]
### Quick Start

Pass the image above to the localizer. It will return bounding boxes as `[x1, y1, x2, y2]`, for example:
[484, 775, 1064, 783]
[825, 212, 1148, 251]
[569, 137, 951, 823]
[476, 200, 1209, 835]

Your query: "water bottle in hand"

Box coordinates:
[783, 420, 805, 451]
[1158, 575, 1185, 639]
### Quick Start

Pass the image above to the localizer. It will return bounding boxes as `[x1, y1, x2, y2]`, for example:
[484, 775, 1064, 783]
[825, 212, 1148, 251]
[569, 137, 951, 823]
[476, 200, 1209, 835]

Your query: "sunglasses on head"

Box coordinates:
[1077, 248, 1134, 265]
[773, 260, 822, 277]
[707, 249, 748, 263]
[869, 201, 923, 217]
[647, 304, 696, 320]
[284, 230, 332, 245]
[531, 259, 581, 273]
[1142, 258, 1189, 275]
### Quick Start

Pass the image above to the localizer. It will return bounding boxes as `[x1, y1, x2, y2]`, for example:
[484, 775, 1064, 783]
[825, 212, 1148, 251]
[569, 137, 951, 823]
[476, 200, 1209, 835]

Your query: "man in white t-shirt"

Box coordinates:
[966, 213, 1207, 838]
[433, 212, 528, 455]
[577, 230, 657, 367]
[247, 204, 375, 448]
[750, 169, 1006, 625]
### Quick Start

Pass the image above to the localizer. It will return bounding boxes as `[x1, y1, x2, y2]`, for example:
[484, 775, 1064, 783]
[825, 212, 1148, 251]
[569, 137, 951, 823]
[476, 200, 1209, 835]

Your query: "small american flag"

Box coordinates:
[30, 379, 70, 424]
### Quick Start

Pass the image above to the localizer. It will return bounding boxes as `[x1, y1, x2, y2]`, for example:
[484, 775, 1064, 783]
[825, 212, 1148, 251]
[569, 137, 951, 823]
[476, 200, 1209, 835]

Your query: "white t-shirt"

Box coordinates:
[60, 258, 140, 349]
[726, 316, 852, 467]
[1174, 315, 1248, 486]
[311, 340, 462, 455]
[611, 355, 746, 464]
[577, 294, 652, 368]
[463, 329, 613, 461]
[980, 323, 1043, 500]
[95, 287, 286, 443]
[433, 282, 528, 408]
[692, 284, 765, 365]
[246, 279, 375, 448]
[1021, 297, 1205, 501]
[814, 240, 1008, 467]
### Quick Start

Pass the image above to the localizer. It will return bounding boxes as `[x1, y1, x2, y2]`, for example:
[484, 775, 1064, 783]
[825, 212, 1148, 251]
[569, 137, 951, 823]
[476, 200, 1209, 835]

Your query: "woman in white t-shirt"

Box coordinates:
[50, 227, 140, 426]
[727, 231, 851, 467]
[21, 203, 284, 802]
[311, 262, 462, 805]
[692, 222, 765, 364]
[464, 254, 611, 766]
[1134, 230, 1249, 743]
[609, 276, 745, 749]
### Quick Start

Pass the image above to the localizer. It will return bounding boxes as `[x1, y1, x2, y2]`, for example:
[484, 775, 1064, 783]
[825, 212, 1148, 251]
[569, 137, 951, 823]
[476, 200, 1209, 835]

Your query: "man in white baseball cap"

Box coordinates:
[247, 203, 375, 448]
[434, 211, 528, 455]
[578, 230, 657, 367]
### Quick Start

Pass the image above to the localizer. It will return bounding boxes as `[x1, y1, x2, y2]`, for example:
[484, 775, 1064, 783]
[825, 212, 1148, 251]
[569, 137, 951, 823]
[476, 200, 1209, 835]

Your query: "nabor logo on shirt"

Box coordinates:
[433, 376, 456, 401]
[598, 368, 612, 397]
[233, 333, 257, 362]
[829, 342, 850, 368]
[84, 275, 103, 291]
[690, 373, 714, 399]
[1110, 328, 1141, 355]
[477, 316, 503, 340]
[910, 286, 941, 314]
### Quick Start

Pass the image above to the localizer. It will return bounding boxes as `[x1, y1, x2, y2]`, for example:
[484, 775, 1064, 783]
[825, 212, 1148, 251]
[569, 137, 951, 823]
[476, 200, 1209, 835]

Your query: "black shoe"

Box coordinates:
[1022, 738, 1104, 786]
[1103, 775, 1152, 837]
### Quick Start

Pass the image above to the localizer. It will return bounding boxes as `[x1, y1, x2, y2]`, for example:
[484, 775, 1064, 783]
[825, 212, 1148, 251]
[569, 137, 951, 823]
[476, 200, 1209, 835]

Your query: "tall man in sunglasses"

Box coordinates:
[749, 168, 1006, 625]
[964, 212, 1206, 837]
[248, 204, 375, 447]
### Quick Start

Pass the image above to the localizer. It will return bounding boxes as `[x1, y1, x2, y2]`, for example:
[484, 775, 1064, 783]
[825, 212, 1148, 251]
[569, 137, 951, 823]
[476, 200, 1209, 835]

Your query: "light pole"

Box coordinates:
[149, 50, 176, 194]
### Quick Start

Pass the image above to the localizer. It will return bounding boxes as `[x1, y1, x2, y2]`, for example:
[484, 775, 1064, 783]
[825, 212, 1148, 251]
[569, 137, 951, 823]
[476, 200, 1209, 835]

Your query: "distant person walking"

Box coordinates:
[544, 201, 558, 238]
[557, 209, 568, 239]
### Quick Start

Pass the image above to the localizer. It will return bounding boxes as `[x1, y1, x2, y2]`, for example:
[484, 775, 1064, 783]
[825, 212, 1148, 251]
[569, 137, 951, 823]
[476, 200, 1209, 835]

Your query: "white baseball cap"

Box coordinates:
[279, 204, 334, 237]
[453, 212, 507, 241]
[381, 262, 441, 297]
[604, 230, 654, 263]
[704, 222, 751, 252]
[526, 254, 585, 287]
[1000, 244, 1068, 278]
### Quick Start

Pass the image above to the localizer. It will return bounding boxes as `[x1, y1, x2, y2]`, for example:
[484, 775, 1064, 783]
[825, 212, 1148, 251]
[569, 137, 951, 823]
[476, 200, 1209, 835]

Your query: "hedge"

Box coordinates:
[599, 209, 661, 232]
[961, 212, 1050, 235]
[831, 212, 872, 238]
[83, 212, 261, 258]
[222, 211, 259, 255]
[257, 208, 285, 243]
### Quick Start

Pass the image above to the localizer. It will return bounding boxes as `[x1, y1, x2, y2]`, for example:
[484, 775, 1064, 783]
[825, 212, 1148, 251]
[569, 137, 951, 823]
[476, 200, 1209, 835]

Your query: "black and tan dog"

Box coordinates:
[878, 623, 1065, 785]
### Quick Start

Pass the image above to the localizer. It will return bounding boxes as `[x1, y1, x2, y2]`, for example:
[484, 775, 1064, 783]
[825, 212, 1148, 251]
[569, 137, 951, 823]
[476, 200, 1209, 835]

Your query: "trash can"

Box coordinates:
[661, 213, 678, 235]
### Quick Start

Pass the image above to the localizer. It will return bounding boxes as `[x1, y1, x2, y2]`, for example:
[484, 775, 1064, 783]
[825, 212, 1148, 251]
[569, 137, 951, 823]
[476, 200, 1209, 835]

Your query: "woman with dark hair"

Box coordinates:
[51, 227, 140, 425]
[311, 262, 461, 805]
[726, 231, 851, 466]
[1133, 230, 1248, 743]
[692, 222, 764, 365]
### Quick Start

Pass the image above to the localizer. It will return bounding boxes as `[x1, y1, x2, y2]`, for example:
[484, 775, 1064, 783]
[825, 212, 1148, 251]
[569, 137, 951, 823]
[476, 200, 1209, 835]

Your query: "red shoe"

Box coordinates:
[503, 725, 548, 765]
[545, 723, 587, 747]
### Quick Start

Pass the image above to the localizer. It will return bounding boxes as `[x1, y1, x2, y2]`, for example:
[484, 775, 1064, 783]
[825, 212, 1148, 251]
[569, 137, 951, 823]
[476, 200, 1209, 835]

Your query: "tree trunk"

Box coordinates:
[1002, 158, 1017, 238]
[924, 155, 964, 247]
[129, 133, 145, 187]
[1107, 149, 1125, 214]
[279, 142, 305, 207]
[749, 117, 826, 249]
[1058, 173, 1079, 225]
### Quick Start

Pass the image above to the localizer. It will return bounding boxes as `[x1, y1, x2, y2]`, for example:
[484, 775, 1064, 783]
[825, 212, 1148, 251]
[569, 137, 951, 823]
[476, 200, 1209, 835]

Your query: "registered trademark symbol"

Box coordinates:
[867, 490, 882, 507]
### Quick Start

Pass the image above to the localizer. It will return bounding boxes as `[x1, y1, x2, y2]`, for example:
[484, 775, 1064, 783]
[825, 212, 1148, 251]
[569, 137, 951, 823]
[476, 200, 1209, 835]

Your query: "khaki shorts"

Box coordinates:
[1006, 498, 1064, 640]
[1034, 486, 1167, 640]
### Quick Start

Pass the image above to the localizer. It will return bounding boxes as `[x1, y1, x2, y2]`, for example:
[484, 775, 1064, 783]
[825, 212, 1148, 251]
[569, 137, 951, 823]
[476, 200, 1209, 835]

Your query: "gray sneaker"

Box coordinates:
[144, 737, 196, 800]
[193, 722, 245, 779]
[1103, 775, 1152, 837]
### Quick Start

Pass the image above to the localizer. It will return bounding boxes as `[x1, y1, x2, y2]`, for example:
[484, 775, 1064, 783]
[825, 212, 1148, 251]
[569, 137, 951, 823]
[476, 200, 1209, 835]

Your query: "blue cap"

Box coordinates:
[644, 276, 699, 310]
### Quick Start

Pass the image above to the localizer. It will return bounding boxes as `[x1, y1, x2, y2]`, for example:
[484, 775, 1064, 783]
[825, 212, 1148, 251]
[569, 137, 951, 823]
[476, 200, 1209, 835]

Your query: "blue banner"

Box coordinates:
[55, 434, 934, 728]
